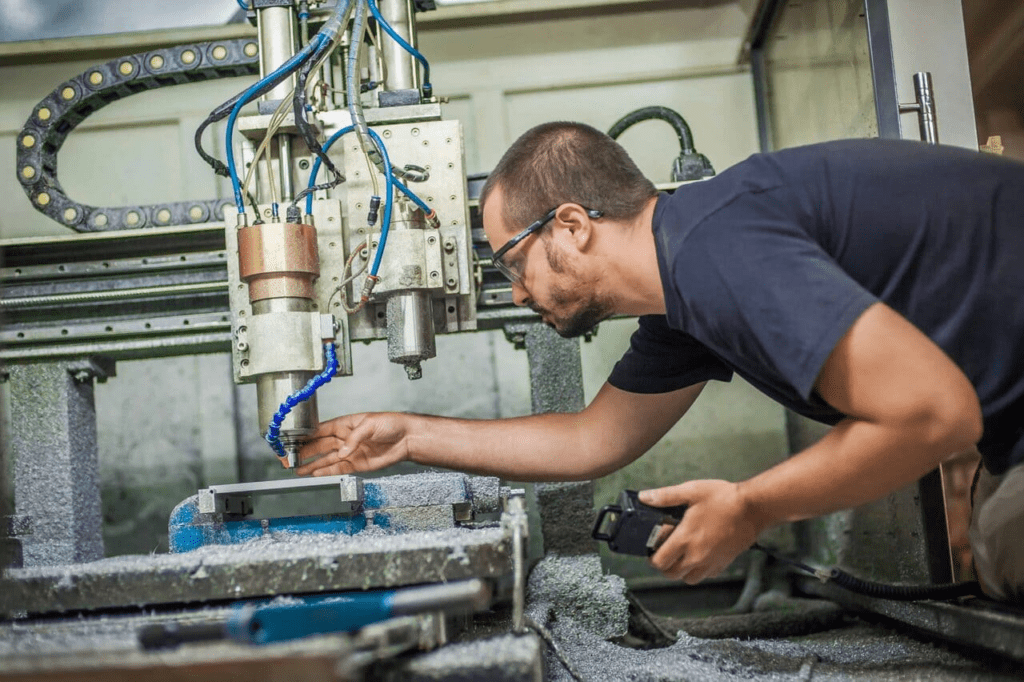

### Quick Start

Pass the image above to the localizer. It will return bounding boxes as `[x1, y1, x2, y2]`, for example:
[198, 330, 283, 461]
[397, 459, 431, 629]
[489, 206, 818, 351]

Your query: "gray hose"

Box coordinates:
[347, 1, 384, 174]
[345, 0, 427, 184]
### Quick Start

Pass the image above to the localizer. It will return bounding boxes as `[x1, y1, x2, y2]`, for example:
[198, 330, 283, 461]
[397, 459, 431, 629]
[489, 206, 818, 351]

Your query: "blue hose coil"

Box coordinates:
[265, 343, 339, 458]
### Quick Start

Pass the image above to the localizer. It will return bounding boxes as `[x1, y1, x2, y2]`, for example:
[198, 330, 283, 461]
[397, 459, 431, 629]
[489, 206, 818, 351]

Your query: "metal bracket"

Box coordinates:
[338, 475, 365, 515]
[66, 357, 116, 384]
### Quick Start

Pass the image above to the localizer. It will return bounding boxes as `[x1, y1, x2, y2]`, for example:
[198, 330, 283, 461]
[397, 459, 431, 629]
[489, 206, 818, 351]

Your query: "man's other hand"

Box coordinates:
[296, 413, 412, 476]
[639, 480, 764, 584]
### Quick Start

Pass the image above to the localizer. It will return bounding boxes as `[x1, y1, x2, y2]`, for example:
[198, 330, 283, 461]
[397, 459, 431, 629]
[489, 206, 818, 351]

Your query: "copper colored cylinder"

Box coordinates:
[238, 222, 319, 302]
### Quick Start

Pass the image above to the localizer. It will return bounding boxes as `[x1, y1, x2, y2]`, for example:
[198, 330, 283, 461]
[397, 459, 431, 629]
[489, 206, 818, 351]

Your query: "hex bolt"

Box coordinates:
[443, 240, 456, 253]
[446, 277, 457, 288]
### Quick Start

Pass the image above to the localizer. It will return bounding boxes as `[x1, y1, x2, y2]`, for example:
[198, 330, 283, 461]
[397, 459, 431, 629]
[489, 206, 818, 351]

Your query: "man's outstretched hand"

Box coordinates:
[296, 413, 413, 476]
[639, 480, 766, 584]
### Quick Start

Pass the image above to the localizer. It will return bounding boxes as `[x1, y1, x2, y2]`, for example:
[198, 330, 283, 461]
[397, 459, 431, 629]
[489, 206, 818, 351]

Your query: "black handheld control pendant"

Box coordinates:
[591, 490, 688, 556]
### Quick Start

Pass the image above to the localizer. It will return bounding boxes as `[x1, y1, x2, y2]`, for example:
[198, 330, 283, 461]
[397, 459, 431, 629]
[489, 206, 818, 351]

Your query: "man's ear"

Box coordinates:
[554, 203, 594, 252]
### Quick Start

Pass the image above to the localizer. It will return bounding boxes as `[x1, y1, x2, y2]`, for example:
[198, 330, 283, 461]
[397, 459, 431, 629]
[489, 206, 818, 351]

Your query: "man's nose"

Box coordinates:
[511, 282, 530, 308]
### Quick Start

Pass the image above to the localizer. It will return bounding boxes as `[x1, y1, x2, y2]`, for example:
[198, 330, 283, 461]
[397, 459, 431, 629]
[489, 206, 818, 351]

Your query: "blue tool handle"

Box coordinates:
[225, 579, 491, 645]
[227, 591, 396, 644]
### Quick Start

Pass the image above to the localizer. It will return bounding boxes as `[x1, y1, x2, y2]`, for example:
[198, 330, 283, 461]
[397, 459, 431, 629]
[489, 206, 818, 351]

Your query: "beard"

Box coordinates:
[539, 238, 613, 338]
[549, 297, 610, 338]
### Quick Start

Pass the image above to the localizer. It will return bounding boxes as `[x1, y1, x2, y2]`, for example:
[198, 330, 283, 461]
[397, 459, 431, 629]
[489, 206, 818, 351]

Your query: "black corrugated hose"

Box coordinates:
[607, 105, 697, 153]
[752, 543, 983, 601]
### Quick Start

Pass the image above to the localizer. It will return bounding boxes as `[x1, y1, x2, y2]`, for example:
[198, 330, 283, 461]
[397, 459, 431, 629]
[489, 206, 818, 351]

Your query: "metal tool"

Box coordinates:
[139, 578, 491, 649]
[591, 490, 687, 557]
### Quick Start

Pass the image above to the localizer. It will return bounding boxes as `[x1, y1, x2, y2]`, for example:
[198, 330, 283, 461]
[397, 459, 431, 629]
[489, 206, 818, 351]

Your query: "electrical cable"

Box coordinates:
[367, 127, 394, 277]
[751, 544, 983, 601]
[194, 57, 306, 180]
[392, 176, 430, 214]
[241, 92, 293, 204]
[264, 343, 339, 459]
[304, 126, 433, 219]
[225, 32, 329, 213]
[222, 0, 354, 214]
[239, 1, 345, 204]
[301, 125, 410, 277]
[236, 0, 249, 10]
[303, 125, 355, 215]
[608, 105, 696, 153]
[291, 6, 352, 204]
[365, 0, 432, 98]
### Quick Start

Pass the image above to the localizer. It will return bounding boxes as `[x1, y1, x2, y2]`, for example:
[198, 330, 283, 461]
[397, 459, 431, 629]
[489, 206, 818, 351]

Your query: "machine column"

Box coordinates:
[505, 322, 595, 556]
[8, 358, 114, 566]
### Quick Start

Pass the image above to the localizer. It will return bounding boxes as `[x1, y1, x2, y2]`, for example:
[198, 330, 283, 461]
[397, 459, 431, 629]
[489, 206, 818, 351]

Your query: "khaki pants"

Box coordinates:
[969, 461, 1024, 603]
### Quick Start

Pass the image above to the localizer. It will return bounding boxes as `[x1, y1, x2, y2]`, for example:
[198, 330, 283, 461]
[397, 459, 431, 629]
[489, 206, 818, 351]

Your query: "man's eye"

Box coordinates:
[507, 258, 525, 278]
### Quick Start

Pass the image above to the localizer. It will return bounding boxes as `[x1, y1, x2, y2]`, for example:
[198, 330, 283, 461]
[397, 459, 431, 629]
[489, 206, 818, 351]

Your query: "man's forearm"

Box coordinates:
[401, 383, 705, 482]
[738, 416, 976, 532]
[403, 412, 609, 481]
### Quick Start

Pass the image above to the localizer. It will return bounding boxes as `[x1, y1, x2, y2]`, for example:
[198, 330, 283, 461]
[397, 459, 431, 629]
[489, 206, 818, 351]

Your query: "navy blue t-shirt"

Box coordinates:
[608, 139, 1024, 474]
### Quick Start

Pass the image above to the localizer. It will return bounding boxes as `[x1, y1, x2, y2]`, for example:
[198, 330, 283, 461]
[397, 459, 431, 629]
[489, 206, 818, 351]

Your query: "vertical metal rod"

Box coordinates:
[405, 0, 421, 92]
[913, 72, 938, 144]
[258, 6, 299, 103]
[379, 0, 416, 91]
[278, 136, 295, 202]
[898, 71, 939, 145]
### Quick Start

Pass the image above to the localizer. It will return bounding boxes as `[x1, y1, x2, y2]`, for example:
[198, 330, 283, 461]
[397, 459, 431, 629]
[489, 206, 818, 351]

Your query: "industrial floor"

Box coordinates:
[2, 580, 1020, 681]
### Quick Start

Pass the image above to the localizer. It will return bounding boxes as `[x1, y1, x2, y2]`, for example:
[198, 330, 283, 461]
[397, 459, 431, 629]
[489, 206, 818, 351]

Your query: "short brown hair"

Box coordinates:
[480, 121, 657, 230]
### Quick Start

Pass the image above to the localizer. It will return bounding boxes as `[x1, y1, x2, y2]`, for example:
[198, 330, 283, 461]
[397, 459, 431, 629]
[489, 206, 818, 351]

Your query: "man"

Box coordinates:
[299, 122, 1024, 603]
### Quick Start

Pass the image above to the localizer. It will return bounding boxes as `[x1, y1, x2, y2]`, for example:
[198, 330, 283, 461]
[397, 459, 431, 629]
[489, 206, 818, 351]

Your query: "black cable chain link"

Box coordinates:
[16, 38, 261, 232]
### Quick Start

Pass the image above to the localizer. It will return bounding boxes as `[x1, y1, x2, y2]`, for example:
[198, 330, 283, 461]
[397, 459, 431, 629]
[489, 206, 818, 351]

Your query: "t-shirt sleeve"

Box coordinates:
[672, 194, 878, 401]
[608, 315, 733, 394]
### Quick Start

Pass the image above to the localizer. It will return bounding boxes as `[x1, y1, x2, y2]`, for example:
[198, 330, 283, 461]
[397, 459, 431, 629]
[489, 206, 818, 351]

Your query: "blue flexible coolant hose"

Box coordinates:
[265, 343, 339, 458]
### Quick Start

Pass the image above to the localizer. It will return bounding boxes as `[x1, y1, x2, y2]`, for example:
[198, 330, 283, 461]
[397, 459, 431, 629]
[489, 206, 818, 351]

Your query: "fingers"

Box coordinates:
[295, 414, 388, 477]
[298, 435, 344, 464]
[652, 541, 720, 585]
[639, 480, 703, 508]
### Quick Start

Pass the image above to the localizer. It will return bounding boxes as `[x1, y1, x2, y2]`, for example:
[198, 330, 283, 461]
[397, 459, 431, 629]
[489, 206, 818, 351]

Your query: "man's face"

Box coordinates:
[483, 187, 612, 338]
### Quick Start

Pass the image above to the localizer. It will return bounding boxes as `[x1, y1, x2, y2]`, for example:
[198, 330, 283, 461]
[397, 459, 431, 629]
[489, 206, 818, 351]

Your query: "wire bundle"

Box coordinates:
[200, 0, 434, 218]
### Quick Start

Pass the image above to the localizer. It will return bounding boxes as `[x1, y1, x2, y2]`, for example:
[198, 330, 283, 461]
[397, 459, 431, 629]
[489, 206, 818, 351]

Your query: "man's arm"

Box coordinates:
[643, 302, 983, 583]
[297, 381, 705, 481]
